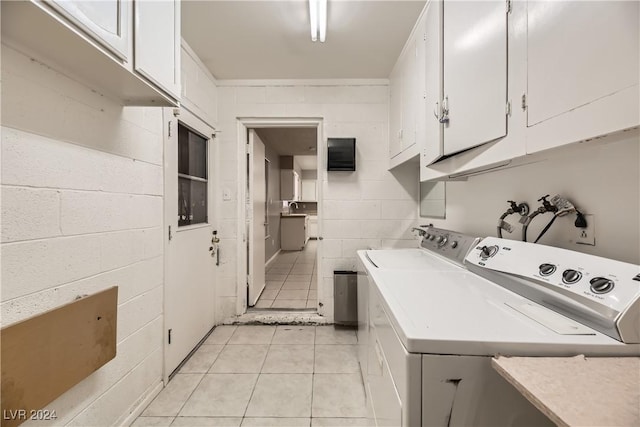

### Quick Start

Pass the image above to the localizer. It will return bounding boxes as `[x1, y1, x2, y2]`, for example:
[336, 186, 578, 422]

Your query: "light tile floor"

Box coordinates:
[255, 240, 317, 310]
[133, 325, 372, 427]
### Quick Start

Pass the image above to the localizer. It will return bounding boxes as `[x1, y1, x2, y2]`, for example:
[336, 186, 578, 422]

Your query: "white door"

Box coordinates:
[164, 110, 217, 375]
[247, 130, 266, 306]
[442, 0, 507, 155]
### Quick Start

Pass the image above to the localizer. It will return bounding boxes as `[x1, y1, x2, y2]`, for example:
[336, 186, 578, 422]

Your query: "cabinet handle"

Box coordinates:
[439, 96, 450, 124]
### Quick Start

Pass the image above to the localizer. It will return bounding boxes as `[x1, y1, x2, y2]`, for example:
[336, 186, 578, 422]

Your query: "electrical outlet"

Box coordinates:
[575, 214, 595, 246]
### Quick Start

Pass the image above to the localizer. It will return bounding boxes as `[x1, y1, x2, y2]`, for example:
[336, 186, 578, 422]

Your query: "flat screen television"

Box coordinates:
[327, 138, 356, 171]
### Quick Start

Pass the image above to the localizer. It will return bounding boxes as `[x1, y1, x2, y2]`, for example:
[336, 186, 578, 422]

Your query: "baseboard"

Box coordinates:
[118, 380, 163, 426]
[265, 249, 281, 267]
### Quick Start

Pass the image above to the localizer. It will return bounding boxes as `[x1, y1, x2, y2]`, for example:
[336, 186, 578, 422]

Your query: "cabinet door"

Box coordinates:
[134, 0, 181, 98]
[527, 1, 639, 135]
[280, 170, 294, 200]
[301, 180, 317, 201]
[421, 0, 444, 169]
[293, 171, 301, 201]
[388, 65, 403, 159]
[442, 0, 507, 156]
[47, 0, 130, 60]
[401, 36, 418, 151]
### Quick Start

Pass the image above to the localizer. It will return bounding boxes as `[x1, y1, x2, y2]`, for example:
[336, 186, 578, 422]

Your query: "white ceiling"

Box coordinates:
[181, 0, 426, 79]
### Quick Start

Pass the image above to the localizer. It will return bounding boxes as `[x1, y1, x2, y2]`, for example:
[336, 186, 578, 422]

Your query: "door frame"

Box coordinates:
[163, 106, 219, 382]
[235, 118, 324, 316]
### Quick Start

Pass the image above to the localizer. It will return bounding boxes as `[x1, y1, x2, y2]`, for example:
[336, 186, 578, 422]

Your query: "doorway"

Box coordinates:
[163, 108, 218, 378]
[239, 119, 323, 314]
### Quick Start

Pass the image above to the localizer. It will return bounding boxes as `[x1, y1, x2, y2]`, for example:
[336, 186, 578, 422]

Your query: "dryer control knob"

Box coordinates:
[590, 277, 615, 294]
[562, 269, 582, 284]
[450, 241, 458, 249]
[436, 236, 443, 243]
[539, 263, 557, 276]
[480, 245, 499, 259]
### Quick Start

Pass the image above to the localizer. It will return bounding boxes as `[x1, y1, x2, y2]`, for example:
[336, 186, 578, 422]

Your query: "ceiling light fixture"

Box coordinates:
[309, 0, 327, 42]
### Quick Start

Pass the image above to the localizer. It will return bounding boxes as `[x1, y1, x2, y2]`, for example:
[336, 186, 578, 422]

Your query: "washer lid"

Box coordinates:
[370, 269, 640, 357]
[365, 249, 460, 271]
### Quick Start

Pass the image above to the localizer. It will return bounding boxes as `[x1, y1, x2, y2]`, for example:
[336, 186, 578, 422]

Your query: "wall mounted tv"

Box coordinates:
[327, 138, 356, 171]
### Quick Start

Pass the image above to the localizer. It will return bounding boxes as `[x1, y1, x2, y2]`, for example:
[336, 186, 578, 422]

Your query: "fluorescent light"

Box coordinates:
[318, 0, 327, 42]
[309, 0, 327, 42]
[309, 0, 318, 42]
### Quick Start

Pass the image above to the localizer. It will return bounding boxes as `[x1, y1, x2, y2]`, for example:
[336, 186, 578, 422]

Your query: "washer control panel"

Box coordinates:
[417, 226, 479, 266]
[465, 237, 640, 343]
[466, 237, 640, 315]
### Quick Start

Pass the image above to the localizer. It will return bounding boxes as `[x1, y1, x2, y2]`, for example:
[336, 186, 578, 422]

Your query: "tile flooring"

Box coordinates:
[255, 240, 317, 310]
[133, 325, 371, 427]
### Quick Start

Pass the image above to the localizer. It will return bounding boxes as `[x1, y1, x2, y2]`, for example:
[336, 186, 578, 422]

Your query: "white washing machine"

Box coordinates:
[356, 227, 479, 400]
[357, 229, 640, 426]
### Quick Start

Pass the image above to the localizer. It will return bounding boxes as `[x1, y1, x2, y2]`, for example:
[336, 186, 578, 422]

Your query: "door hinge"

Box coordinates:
[521, 94, 527, 111]
[506, 101, 512, 116]
[168, 329, 172, 344]
[168, 121, 172, 137]
[506, 0, 512, 13]
[168, 225, 173, 241]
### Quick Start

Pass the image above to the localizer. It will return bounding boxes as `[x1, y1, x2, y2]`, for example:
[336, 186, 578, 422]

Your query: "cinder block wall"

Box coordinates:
[1, 45, 165, 426]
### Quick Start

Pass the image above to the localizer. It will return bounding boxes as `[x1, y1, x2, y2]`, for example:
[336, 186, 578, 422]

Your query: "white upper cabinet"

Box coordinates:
[134, 0, 181, 99]
[526, 1, 639, 153]
[280, 170, 300, 201]
[421, 0, 444, 171]
[301, 180, 317, 201]
[47, 0, 130, 61]
[442, 0, 508, 156]
[400, 36, 418, 152]
[388, 65, 403, 159]
[1, 0, 180, 106]
[388, 9, 428, 169]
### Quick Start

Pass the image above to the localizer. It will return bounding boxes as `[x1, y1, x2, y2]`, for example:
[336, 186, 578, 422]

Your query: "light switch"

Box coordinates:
[223, 189, 232, 201]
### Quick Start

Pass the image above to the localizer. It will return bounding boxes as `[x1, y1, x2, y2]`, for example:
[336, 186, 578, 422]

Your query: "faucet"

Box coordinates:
[289, 201, 299, 214]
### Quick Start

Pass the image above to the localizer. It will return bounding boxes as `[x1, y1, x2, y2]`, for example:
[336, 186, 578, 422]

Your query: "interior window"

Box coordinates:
[178, 123, 208, 226]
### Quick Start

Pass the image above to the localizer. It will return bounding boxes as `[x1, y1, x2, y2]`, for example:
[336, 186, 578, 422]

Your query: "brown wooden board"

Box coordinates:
[1, 287, 118, 427]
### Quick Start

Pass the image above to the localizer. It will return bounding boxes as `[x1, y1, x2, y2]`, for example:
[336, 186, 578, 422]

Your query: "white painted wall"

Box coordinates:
[429, 132, 640, 264]
[0, 44, 164, 425]
[215, 82, 419, 320]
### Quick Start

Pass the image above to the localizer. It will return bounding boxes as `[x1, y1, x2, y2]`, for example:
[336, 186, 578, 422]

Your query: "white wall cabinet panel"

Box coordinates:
[526, 1, 639, 153]
[47, 0, 129, 60]
[400, 37, 418, 152]
[301, 179, 317, 201]
[389, 9, 428, 169]
[388, 65, 403, 159]
[134, 0, 181, 99]
[420, 0, 444, 174]
[442, 0, 507, 156]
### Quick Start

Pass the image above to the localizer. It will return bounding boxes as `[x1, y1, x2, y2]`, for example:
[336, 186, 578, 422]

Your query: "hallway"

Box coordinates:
[255, 240, 318, 310]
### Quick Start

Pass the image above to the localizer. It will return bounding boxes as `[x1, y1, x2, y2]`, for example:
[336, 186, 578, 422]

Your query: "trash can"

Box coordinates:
[334, 270, 357, 325]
